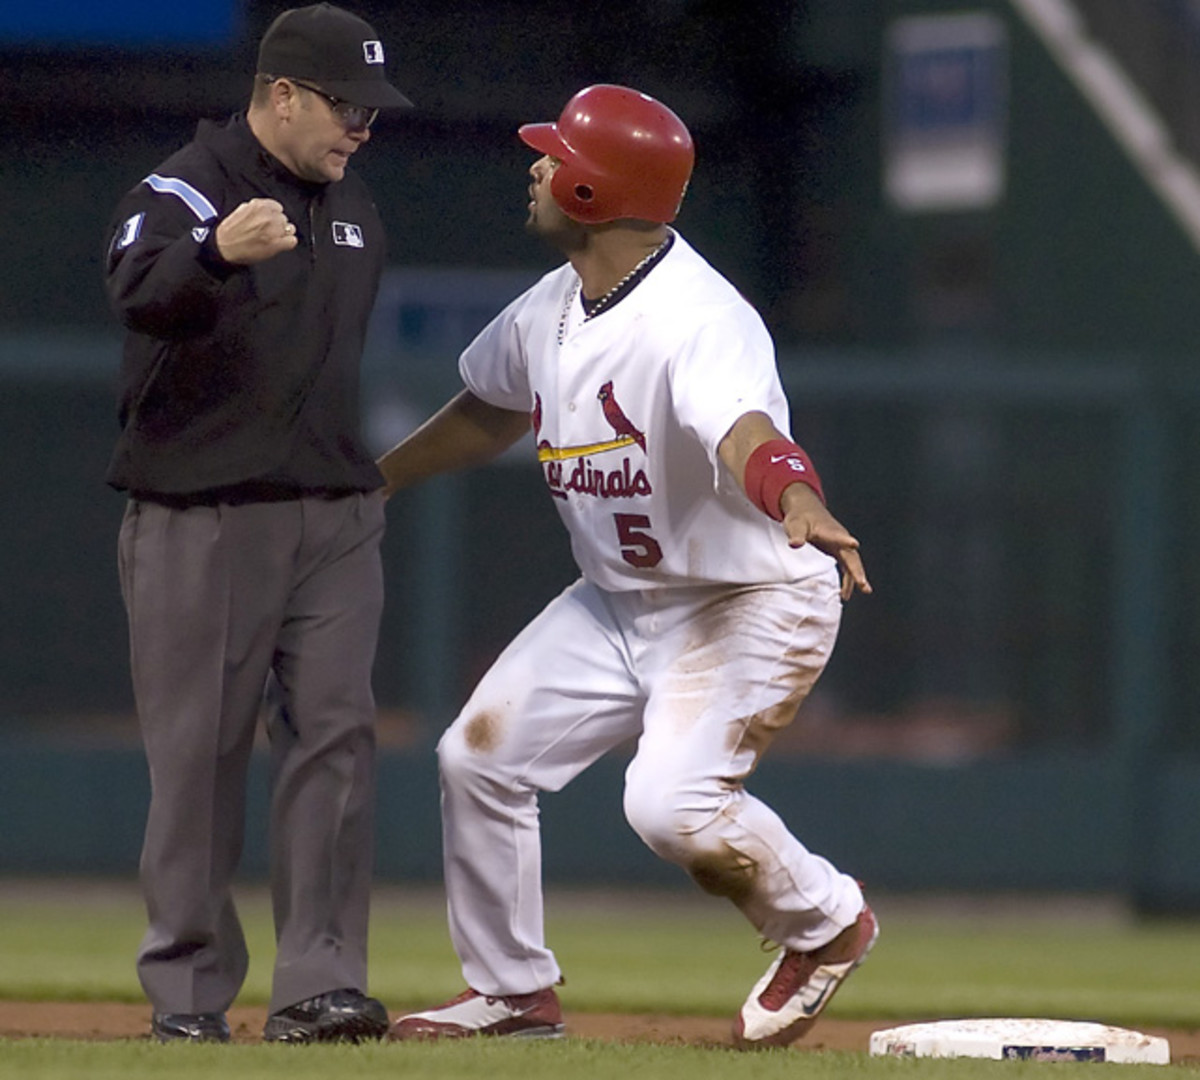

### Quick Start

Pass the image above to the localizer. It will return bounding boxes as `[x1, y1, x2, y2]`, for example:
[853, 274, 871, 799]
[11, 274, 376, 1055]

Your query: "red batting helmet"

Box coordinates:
[518, 84, 695, 224]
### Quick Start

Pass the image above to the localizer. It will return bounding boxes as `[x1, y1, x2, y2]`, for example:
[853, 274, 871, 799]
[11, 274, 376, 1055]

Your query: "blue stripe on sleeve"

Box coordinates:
[143, 174, 219, 222]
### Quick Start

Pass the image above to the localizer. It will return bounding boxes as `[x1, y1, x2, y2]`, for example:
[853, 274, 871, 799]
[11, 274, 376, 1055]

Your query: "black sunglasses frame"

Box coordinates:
[274, 76, 379, 130]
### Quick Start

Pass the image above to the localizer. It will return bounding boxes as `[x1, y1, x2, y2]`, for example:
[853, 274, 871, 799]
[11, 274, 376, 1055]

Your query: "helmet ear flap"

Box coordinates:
[549, 164, 601, 221]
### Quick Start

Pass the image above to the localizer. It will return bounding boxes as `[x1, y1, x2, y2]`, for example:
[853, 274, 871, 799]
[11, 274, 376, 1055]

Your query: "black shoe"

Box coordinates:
[151, 1011, 231, 1043]
[262, 988, 388, 1044]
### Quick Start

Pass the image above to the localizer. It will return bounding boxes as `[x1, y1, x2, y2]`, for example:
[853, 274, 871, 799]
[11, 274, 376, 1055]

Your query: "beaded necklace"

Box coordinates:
[556, 234, 674, 345]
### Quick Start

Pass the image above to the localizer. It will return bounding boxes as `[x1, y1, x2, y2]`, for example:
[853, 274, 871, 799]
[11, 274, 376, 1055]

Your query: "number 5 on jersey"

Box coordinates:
[613, 513, 663, 569]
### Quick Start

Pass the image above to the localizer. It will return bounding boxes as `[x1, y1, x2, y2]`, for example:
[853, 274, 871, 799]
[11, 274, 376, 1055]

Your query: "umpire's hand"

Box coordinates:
[215, 198, 299, 264]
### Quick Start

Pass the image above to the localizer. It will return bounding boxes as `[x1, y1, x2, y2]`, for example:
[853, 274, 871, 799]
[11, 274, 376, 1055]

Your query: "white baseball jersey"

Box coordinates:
[459, 231, 836, 592]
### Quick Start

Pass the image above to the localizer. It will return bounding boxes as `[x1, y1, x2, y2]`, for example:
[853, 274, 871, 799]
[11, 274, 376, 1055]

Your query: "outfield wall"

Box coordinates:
[3, 1, 1200, 907]
[1, 342, 1198, 909]
[3, 743, 1199, 908]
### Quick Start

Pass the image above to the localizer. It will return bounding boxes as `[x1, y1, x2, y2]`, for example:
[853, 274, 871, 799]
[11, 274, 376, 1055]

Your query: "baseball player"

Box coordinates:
[378, 84, 877, 1049]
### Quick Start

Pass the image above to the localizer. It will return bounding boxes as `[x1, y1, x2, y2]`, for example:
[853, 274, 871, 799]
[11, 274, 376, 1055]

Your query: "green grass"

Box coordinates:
[0, 1037, 1189, 1080]
[1, 884, 1196, 1028]
[1, 882, 1198, 1078]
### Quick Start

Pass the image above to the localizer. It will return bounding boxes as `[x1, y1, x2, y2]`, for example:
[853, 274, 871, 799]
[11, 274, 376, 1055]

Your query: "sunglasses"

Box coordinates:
[287, 78, 379, 131]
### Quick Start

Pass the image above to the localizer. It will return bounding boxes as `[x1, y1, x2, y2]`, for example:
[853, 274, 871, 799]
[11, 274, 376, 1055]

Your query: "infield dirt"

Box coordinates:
[1, 1002, 1197, 1062]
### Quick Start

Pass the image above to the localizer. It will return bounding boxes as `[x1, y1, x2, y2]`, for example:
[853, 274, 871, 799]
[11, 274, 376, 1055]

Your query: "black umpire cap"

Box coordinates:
[258, 3, 413, 110]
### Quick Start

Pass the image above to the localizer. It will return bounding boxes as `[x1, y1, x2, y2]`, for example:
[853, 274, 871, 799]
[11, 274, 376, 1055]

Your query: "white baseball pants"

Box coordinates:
[436, 571, 864, 996]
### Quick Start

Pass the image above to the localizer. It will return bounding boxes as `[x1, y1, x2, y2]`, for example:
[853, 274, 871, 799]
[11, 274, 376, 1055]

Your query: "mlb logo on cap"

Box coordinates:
[363, 40, 384, 64]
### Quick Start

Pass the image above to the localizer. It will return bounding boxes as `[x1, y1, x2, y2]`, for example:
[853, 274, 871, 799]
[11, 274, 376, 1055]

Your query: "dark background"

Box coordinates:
[3, 1, 1200, 902]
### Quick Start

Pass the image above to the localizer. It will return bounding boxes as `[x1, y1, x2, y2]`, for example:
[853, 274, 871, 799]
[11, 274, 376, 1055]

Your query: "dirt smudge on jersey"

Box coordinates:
[464, 709, 502, 753]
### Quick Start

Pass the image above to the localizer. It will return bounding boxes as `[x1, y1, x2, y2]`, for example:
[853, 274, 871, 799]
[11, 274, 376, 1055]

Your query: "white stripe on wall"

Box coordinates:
[1009, 0, 1200, 253]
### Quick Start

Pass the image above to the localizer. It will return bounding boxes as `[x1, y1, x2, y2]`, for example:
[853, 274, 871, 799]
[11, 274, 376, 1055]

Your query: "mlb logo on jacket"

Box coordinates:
[332, 222, 365, 248]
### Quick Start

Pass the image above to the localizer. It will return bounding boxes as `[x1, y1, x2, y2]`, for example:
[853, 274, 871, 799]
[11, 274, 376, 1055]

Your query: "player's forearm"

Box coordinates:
[719, 409, 826, 516]
[376, 389, 530, 496]
[717, 411, 783, 484]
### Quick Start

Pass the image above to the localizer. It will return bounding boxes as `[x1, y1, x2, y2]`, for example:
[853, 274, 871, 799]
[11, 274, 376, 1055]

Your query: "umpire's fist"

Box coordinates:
[215, 198, 298, 264]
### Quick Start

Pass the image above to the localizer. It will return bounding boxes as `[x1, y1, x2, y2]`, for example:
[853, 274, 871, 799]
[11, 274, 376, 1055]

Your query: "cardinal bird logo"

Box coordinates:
[535, 381, 654, 500]
[597, 381, 646, 452]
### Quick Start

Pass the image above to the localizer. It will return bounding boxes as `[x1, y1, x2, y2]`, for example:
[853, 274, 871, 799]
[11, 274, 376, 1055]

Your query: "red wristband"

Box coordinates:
[743, 438, 825, 520]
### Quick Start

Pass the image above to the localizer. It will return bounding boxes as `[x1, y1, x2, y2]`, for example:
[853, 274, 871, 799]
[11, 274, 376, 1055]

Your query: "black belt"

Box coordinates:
[131, 483, 364, 509]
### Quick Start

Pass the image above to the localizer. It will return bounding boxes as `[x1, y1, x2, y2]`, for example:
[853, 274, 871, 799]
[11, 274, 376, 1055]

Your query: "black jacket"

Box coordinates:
[104, 113, 385, 500]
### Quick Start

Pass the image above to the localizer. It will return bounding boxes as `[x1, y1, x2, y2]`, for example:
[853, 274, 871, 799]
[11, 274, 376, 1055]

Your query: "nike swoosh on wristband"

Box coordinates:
[769, 454, 804, 468]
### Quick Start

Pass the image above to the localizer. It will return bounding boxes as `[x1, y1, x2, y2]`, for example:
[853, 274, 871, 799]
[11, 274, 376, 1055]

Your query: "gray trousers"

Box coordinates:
[118, 492, 386, 1015]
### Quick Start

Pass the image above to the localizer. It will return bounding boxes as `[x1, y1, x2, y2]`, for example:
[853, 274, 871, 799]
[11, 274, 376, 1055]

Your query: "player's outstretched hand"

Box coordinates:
[780, 484, 872, 600]
[215, 198, 299, 264]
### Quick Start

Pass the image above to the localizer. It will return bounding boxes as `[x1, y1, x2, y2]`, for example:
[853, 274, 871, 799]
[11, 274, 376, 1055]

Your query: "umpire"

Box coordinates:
[103, 3, 410, 1044]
